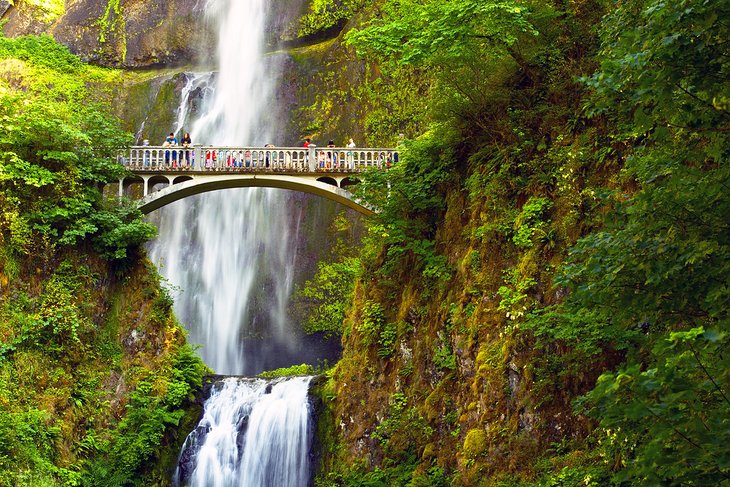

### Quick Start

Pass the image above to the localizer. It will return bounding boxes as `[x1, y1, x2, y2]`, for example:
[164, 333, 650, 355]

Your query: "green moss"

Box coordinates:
[97, 0, 123, 45]
[0, 240, 207, 485]
[297, 0, 367, 38]
[258, 363, 317, 378]
[462, 428, 487, 459]
[284, 26, 430, 145]
[21, 0, 64, 22]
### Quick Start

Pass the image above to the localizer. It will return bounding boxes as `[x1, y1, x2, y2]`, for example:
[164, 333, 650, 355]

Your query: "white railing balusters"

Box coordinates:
[118, 145, 399, 173]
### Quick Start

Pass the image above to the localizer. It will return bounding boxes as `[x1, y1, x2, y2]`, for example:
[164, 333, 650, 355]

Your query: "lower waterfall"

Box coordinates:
[174, 377, 313, 487]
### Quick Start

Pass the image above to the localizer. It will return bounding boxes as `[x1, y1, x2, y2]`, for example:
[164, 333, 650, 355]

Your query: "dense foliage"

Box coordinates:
[0, 34, 156, 267]
[313, 0, 730, 485]
[297, 0, 368, 38]
[558, 0, 730, 483]
[0, 257, 208, 487]
[0, 34, 206, 486]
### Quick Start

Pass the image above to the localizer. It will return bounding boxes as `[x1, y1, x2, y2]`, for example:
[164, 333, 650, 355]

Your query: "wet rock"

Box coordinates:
[122, 328, 145, 351]
[3, 0, 216, 68]
[518, 408, 535, 432]
[175, 422, 211, 485]
[507, 361, 520, 398]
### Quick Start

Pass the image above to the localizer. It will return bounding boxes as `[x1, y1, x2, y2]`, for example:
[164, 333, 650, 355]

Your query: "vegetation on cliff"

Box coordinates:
[0, 0, 727, 484]
[0, 34, 207, 486]
[306, 0, 730, 485]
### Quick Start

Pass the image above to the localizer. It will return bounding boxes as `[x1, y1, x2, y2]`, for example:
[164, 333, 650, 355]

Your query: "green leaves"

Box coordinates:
[297, 0, 367, 37]
[352, 130, 456, 283]
[584, 0, 730, 141]
[552, 0, 730, 483]
[0, 34, 82, 74]
[580, 328, 730, 485]
[346, 0, 537, 66]
[512, 196, 552, 248]
[89, 204, 157, 261]
[299, 256, 361, 337]
[0, 33, 146, 263]
[0, 152, 56, 187]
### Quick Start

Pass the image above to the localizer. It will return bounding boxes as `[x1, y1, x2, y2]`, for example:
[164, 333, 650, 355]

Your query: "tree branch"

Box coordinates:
[688, 342, 730, 408]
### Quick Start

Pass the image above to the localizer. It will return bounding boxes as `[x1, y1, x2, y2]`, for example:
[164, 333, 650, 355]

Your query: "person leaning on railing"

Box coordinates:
[163, 133, 177, 167]
[181, 132, 192, 169]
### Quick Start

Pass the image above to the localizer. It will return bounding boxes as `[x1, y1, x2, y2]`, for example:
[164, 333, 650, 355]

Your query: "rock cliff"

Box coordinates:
[2, 0, 315, 68]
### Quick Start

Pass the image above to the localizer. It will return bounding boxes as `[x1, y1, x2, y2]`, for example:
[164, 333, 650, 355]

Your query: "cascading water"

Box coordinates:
[144, 0, 343, 484]
[173, 72, 214, 138]
[174, 377, 312, 487]
[146, 0, 305, 375]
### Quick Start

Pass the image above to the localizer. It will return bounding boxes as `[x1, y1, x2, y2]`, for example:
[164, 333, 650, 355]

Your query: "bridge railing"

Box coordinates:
[117, 145, 399, 172]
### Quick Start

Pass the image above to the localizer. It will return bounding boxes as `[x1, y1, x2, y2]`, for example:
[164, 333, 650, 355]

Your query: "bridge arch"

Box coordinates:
[341, 177, 360, 189]
[172, 175, 194, 185]
[316, 176, 338, 187]
[148, 174, 171, 188]
[134, 174, 374, 215]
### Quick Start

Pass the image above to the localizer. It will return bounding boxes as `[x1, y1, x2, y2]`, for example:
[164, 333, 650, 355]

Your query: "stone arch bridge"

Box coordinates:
[116, 145, 398, 215]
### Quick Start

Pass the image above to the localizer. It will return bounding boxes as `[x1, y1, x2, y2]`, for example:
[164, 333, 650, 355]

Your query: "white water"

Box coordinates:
[147, 0, 295, 375]
[174, 377, 313, 487]
[155, 0, 319, 485]
[191, 0, 278, 144]
[148, 189, 303, 373]
[173, 72, 214, 138]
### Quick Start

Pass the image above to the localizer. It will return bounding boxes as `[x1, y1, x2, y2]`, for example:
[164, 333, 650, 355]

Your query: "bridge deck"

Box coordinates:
[115, 145, 397, 214]
[119, 145, 398, 173]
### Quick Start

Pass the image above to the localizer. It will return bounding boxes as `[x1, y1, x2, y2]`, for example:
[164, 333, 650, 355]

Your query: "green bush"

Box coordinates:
[0, 33, 153, 264]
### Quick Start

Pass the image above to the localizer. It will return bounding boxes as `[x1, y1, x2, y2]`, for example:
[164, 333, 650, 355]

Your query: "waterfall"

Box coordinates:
[147, 189, 304, 374]
[191, 0, 278, 144]
[173, 72, 214, 138]
[147, 0, 301, 376]
[144, 0, 338, 484]
[174, 377, 313, 487]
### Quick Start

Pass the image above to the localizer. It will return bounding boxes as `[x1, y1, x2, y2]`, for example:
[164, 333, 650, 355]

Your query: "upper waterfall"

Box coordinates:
[192, 0, 279, 145]
[146, 0, 344, 375]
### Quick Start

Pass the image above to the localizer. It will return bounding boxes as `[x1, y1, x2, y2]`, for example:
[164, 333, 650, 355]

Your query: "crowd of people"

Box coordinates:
[135, 131, 396, 170]
[302, 137, 379, 169]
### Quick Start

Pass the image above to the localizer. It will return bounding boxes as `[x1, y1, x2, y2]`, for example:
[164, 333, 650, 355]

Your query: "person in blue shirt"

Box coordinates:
[163, 133, 177, 166]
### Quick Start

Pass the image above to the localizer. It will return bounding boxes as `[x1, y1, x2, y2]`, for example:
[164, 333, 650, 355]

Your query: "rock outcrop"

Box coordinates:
[2, 0, 319, 68]
[4, 0, 213, 68]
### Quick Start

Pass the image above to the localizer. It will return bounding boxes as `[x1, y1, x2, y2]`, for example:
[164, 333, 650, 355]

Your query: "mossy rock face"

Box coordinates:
[279, 38, 369, 146]
[2, 0, 328, 68]
[3, 0, 216, 68]
[1, 1, 56, 36]
[113, 70, 190, 143]
[462, 428, 488, 459]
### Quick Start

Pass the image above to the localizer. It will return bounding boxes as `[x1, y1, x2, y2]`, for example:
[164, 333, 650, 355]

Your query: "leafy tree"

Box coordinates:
[579, 327, 729, 485]
[345, 0, 551, 141]
[350, 131, 456, 280]
[299, 256, 361, 336]
[345, 0, 537, 68]
[293, 214, 365, 337]
[561, 0, 730, 336]
[554, 0, 730, 483]
[297, 0, 368, 38]
[0, 34, 156, 263]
